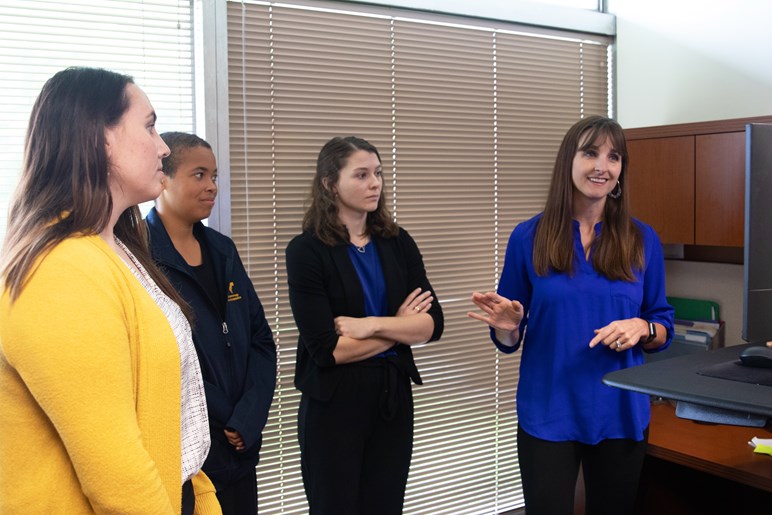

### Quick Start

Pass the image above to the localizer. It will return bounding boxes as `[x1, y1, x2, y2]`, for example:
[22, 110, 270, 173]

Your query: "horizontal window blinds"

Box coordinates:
[226, 2, 609, 513]
[0, 0, 194, 243]
[228, 5, 394, 513]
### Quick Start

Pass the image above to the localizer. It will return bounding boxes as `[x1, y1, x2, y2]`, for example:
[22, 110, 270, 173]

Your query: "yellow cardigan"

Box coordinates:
[0, 235, 221, 514]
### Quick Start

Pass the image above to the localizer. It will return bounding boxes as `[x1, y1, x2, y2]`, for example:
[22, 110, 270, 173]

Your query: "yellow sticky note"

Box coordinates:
[753, 443, 772, 456]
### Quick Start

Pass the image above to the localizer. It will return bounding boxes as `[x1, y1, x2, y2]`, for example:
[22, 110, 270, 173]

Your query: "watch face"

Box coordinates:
[647, 321, 656, 342]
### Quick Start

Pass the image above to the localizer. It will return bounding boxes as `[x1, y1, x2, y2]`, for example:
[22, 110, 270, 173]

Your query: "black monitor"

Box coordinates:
[742, 123, 772, 344]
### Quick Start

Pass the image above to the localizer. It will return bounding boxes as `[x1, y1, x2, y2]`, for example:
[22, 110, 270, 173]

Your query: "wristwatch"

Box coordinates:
[643, 320, 656, 343]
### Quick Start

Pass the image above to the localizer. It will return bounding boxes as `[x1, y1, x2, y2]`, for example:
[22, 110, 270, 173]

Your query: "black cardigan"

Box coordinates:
[285, 227, 443, 401]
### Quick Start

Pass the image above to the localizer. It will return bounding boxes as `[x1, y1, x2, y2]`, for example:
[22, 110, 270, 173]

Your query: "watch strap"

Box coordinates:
[645, 320, 656, 343]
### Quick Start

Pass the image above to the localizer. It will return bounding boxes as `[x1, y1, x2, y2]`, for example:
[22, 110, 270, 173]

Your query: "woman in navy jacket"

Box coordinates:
[146, 132, 276, 514]
[286, 136, 443, 515]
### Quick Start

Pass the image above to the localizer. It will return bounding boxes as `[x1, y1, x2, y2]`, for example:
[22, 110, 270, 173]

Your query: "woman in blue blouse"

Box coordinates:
[469, 116, 673, 515]
[286, 136, 443, 514]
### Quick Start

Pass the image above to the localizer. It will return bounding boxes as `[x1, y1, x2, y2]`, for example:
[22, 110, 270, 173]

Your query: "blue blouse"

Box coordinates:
[493, 213, 674, 444]
[348, 242, 396, 358]
[348, 242, 387, 317]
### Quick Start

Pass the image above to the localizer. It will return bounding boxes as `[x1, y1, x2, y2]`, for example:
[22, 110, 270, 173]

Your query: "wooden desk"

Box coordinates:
[648, 402, 772, 492]
[636, 402, 772, 514]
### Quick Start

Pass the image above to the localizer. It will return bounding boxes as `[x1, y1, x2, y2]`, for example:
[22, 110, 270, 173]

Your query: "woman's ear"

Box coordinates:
[104, 128, 114, 159]
[322, 177, 335, 196]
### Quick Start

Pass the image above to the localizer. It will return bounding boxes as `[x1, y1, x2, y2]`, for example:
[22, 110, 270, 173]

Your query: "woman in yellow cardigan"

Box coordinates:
[0, 67, 221, 514]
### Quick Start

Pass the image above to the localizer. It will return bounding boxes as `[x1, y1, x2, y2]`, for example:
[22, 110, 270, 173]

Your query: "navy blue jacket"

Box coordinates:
[146, 208, 276, 489]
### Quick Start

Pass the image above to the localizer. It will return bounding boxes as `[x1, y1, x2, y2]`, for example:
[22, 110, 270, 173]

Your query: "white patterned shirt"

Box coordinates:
[116, 238, 210, 482]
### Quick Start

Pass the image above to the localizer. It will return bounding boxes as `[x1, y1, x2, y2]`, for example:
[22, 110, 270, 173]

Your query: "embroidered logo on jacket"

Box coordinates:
[227, 281, 242, 302]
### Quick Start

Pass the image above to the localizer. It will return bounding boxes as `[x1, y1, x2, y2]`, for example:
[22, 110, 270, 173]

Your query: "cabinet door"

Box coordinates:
[626, 136, 695, 244]
[695, 132, 745, 247]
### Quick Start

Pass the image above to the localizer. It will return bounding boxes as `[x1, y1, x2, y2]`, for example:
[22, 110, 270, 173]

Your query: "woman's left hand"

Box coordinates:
[589, 318, 648, 351]
[334, 289, 432, 343]
[397, 287, 433, 317]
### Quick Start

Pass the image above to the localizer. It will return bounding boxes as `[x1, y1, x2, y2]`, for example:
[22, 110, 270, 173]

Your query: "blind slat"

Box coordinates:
[227, 2, 609, 513]
[0, 0, 194, 251]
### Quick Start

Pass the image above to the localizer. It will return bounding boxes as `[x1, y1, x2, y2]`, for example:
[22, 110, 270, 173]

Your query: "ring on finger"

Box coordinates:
[615, 340, 621, 349]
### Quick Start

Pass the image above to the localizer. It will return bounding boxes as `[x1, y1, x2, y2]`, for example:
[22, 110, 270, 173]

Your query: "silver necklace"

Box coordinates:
[353, 237, 369, 253]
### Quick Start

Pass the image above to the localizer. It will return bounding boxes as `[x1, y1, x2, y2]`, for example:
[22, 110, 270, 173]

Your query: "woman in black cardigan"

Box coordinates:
[286, 136, 443, 515]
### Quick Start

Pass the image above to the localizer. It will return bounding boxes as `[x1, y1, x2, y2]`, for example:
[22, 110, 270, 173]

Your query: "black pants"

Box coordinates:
[182, 479, 194, 515]
[298, 361, 413, 515]
[216, 468, 258, 515]
[517, 425, 648, 515]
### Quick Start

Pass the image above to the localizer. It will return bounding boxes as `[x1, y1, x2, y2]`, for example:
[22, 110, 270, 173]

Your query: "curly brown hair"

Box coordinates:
[302, 136, 398, 246]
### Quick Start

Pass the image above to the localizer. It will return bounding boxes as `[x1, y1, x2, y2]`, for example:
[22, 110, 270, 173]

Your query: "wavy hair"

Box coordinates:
[1, 67, 191, 317]
[533, 115, 643, 281]
[302, 136, 398, 246]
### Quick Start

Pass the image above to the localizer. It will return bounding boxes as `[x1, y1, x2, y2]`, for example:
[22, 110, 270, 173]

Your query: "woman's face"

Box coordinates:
[571, 134, 622, 204]
[105, 83, 170, 209]
[158, 145, 218, 225]
[331, 149, 383, 219]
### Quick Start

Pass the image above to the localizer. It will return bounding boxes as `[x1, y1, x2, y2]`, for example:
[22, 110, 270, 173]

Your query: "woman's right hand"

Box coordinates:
[467, 291, 524, 331]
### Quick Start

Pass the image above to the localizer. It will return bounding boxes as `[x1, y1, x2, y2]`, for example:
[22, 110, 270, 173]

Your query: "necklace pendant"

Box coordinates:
[356, 245, 366, 253]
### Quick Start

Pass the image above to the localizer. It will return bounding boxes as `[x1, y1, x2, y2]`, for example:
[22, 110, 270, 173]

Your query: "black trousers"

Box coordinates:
[298, 360, 413, 515]
[182, 479, 194, 515]
[517, 425, 648, 515]
[216, 467, 258, 515]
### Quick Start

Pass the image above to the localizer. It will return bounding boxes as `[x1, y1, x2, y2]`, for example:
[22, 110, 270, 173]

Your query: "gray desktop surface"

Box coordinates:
[602, 343, 772, 418]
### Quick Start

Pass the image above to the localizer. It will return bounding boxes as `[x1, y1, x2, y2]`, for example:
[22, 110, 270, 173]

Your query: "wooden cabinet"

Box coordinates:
[695, 132, 745, 246]
[626, 136, 694, 244]
[625, 115, 772, 248]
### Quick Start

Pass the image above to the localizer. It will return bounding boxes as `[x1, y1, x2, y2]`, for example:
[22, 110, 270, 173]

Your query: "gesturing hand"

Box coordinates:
[467, 291, 524, 331]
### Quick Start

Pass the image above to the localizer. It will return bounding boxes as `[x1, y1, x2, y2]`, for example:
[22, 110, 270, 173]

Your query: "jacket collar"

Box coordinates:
[145, 207, 182, 267]
[145, 207, 229, 268]
[326, 233, 402, 316]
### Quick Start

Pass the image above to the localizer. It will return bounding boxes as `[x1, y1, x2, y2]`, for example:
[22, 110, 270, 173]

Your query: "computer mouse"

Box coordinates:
[738, 345, 772, 369]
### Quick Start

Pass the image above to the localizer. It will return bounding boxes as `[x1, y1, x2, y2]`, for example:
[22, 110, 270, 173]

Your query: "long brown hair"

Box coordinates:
[533, 115, 643, 281]
[303, 136, 399, 246]
[1, 67, 192, 319]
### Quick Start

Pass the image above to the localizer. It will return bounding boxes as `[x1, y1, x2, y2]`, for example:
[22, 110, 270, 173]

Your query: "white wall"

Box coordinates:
[664, 260, 744, 345]
[608, 0, 772, 344]
[340, 0, 613, 34]
[610, 0, 772, 127]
